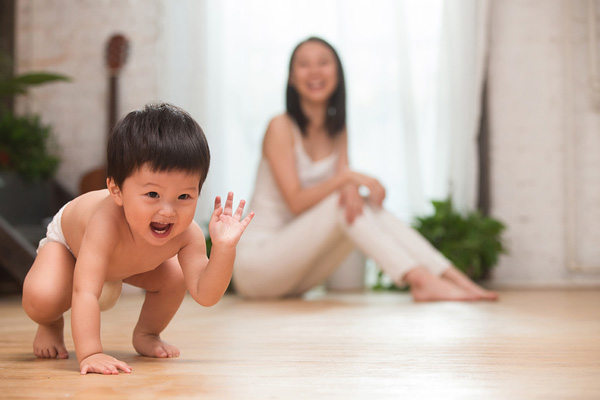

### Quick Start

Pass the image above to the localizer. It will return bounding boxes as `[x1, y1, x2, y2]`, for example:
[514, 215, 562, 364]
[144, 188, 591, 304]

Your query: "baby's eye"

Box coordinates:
[178, 194, 191, 200]
[146, 192, 159, 198]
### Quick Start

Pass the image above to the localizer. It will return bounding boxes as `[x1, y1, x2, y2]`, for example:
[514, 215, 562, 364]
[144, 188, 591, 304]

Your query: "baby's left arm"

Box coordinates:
[179, 192, 253, 306]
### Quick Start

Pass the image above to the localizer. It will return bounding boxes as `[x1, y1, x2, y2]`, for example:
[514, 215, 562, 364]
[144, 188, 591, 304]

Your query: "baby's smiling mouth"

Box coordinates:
[150, 222, 173, 236]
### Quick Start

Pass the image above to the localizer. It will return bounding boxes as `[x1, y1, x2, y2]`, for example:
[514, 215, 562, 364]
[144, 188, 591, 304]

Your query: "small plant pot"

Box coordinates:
[0, 171, 52, 226]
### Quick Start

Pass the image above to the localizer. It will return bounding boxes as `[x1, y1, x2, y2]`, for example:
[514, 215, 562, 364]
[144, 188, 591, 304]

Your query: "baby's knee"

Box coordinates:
[22, 284, 69, 323]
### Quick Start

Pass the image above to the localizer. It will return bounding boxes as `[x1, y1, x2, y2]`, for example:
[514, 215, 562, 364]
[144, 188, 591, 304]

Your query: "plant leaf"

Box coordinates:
[13, 72, 71, 85]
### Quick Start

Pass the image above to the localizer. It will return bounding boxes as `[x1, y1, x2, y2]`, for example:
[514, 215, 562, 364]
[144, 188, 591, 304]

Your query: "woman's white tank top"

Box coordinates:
[249, 120, 339, 231]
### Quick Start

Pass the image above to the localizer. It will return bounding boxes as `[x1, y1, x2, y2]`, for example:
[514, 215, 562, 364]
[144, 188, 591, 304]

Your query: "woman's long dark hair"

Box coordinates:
[286, 37, 346, 138]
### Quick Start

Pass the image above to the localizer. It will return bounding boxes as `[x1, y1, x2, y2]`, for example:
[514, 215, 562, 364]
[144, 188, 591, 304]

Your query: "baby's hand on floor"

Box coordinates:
[80, 353, 132, 375]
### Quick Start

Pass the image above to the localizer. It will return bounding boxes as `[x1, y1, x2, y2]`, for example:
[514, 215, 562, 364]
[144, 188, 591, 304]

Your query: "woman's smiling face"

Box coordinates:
[289, 40, 339, 105]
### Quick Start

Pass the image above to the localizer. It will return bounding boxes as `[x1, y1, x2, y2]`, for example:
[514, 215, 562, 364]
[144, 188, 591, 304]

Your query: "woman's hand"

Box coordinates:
[338, 184, 364, 224]
[365, 177, 386, 208]
[346, 171, 386, 208]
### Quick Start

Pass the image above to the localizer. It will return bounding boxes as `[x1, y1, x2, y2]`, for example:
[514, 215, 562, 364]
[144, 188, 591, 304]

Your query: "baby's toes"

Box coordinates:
[163, 344, 180, 358]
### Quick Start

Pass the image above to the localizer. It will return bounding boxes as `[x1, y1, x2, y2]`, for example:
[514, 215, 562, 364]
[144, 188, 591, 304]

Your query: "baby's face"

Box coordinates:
[118, 164, 201, 246]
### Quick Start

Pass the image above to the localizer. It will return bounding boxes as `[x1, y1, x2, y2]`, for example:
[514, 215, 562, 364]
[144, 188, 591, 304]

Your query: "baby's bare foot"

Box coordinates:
[133, 331, 180, 358]
[33, 317, 69, 359]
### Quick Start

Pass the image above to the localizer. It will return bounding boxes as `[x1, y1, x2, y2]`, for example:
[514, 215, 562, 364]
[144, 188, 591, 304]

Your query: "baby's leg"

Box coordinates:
[22, 242, 75, 359]
[124, 257, 187, 358]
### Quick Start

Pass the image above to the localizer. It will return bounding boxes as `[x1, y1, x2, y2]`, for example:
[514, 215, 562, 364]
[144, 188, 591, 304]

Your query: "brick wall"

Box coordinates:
[15, 0, 162, 195]
[489, 0, 600, 286]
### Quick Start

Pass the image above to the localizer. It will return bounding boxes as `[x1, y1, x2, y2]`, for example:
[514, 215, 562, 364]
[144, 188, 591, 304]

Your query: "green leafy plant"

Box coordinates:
[0, 110, 59, 180]
[0, 71, 71, 97]
[0, 51, 70, 181]
[373, 197, 507, 290]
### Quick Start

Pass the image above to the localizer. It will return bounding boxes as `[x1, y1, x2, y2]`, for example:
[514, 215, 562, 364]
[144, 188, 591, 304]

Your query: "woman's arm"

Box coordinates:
[335, 127, 386, 208]
[336, 130, 366, 224]
[263, 116, 351, 215]
[264, 115, 385, 215]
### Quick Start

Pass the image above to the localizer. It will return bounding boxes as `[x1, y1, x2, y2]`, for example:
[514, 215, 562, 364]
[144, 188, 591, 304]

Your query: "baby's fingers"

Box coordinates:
[80, 360, 131, 375]
[211, 204, 223, 222]
[114, 360, 132, 374]
[241, 212, 255, 228]
[223, 192, 235, 215]
[214, 196, 222, 211]
[233, 199, 246, 220]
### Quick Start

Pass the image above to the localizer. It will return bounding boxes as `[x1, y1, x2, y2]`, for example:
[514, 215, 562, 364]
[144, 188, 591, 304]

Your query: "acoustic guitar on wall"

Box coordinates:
[79, 34, 129, 194]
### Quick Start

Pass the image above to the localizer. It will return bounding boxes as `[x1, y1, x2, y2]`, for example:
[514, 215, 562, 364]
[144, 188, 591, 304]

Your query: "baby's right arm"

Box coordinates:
[71, 215, 131, 375]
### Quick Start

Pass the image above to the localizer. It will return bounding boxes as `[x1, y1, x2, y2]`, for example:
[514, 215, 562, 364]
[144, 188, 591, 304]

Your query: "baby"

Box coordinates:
[22, 102, 253, 374]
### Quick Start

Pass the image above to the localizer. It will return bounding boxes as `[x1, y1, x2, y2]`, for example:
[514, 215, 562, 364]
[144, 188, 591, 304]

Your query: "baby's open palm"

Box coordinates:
[208, 192, 253, 248]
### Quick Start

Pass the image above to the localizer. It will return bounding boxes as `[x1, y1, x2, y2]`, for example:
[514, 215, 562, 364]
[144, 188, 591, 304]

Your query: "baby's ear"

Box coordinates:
[107, 178, 124, 206]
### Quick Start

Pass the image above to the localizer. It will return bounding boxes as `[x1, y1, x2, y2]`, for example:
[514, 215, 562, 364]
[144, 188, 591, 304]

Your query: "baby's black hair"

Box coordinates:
[107, 102, 210, 190]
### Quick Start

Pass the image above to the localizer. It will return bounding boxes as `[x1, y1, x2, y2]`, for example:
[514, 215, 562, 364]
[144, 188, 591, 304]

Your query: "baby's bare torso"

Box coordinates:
[61, 190, 186, 281]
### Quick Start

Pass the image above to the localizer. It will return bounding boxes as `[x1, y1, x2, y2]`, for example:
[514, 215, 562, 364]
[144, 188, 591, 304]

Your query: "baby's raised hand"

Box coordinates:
[208, 192, 254, 248]
[80, 353, 132, 375]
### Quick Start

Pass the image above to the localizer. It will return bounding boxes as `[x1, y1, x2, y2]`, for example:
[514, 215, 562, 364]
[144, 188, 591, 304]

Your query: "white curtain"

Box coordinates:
[157, 0, 490, 225]
[434, 0, 491, 213]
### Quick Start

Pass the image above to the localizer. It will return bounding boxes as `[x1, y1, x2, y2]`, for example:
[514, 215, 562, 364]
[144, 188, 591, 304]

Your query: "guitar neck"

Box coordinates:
[108, 74, 118, 138]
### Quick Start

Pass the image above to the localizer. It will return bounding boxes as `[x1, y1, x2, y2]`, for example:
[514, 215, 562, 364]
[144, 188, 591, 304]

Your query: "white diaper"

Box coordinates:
[37, 202, 122, 311]
[37, 202, 73, 255]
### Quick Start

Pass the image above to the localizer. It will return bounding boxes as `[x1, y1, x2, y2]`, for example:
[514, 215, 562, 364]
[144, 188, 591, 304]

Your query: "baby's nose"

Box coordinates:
[159, 203, 176, 216]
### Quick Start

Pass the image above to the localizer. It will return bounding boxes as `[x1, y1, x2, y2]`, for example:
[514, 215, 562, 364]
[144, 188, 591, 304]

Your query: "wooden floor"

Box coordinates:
[0, 288, 599, 399]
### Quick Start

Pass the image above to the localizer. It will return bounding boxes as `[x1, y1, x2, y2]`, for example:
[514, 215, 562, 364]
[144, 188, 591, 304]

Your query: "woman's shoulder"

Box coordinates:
[267, 113, 294, 132]
[264, 113, 295, 146]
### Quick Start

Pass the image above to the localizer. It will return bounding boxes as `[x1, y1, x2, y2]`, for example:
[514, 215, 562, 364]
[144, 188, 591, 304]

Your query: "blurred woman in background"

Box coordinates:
[233, 37, 497, 302]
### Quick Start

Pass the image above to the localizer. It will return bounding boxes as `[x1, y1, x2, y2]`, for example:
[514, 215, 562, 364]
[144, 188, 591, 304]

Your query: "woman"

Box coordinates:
[233, 37, 497, 301]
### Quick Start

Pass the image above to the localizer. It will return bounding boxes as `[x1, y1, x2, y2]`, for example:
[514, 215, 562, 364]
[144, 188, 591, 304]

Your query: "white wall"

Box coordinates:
[488, 0, 600, 287]
[15, 0, 162, 195]
[13, 0, 600, 287]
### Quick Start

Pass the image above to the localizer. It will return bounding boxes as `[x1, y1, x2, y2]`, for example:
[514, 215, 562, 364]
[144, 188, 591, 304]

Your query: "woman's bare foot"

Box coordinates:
[133, 330, 180, 358]
[33, 317, 69, 359]
[442, 267, 499, 301]
[404, 267, 477, 302]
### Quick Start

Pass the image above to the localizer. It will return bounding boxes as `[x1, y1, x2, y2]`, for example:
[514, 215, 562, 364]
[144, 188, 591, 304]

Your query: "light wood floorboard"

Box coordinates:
[0, 289, 599, 399]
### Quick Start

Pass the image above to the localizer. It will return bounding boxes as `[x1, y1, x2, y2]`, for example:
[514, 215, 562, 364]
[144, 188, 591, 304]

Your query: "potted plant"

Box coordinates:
[373, 197, 507, 290]
[0, 50, 69, 177]
[0, 111, 60, 181]
[0, 51, 70, 228]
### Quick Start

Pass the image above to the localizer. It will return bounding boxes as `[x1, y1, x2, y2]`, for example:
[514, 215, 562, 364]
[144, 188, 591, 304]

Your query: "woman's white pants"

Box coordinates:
[233, 194, 451, 298]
